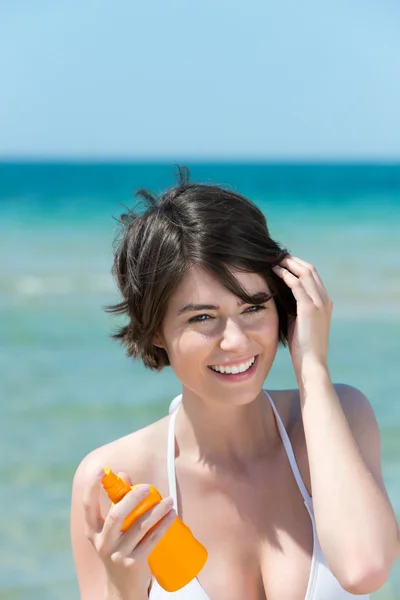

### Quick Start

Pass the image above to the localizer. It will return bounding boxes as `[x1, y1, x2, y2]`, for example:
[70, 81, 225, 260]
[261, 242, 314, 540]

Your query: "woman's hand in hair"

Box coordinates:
[272, 255, 333, 379]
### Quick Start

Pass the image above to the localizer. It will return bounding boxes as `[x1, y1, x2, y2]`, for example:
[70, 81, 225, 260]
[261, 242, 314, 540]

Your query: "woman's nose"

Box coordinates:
[219, 318, 249, 352]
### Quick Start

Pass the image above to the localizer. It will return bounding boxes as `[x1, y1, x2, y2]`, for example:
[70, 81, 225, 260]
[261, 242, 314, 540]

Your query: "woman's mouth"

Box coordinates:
[207, 355, 259, 382]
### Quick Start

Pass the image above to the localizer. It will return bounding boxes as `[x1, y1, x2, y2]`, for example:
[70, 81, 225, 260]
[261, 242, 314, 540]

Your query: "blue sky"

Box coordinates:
[1, 0, 400, 160]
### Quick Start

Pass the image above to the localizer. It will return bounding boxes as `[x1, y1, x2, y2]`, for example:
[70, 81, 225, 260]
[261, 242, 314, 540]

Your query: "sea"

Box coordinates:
[0, 162, 399, 599]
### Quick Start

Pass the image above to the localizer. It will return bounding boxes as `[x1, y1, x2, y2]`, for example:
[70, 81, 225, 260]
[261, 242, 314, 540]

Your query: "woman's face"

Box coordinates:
[155, 266, 280, 406]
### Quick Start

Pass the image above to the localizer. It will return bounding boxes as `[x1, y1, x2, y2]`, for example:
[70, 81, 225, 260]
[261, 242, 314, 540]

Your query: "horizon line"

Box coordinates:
[1, 155, 400, 166]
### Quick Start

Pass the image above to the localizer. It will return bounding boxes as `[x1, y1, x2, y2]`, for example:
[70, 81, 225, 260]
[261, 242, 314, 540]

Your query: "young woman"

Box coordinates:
[70, 167, 399, 600]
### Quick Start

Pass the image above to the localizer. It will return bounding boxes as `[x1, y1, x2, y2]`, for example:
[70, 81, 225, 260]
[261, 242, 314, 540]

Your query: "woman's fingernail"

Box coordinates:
[137, 484, 151, 496]
[162, 497, 174, 508]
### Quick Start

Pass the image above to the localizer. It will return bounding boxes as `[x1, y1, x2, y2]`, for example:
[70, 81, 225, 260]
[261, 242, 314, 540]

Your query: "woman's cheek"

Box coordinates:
[259, 317, 279, 335]
[168, 330, 207, 372]
[251, 318, 279, 348]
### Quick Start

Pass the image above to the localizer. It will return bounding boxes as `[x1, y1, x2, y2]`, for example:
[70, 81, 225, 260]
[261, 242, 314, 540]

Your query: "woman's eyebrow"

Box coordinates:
[177, 292, 271, 315]
[177, 303, 218, 315]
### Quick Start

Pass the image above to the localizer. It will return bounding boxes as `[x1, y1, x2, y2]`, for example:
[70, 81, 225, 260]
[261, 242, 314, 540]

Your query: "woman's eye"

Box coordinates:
[188, 314, 212, 324]
[188, 306, 265, 323]
[245, 305, 266, 314]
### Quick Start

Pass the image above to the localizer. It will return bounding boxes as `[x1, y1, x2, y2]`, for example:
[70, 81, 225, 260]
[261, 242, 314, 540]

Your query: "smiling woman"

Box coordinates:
[70, 167, 399, 600]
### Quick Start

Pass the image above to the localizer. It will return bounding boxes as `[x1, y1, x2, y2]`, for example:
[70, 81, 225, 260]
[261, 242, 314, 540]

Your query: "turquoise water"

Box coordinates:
[1, 162, 399, 599]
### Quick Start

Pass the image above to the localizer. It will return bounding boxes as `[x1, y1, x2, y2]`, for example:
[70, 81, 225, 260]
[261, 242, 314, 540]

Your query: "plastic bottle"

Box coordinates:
[101, 467, 208, 592]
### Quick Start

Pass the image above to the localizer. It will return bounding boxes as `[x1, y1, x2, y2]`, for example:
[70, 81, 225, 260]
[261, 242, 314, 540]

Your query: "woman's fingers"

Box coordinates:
[98, 485, 151, 553]
[288, 255, 328, 292]
[117, 496, 175, 555]
[274, 256, 330, 306]
[130, 508, 177, 562]
[118, 471, 133, 486]
[272, 266, 322, 306]
[83, 465, 176, 571]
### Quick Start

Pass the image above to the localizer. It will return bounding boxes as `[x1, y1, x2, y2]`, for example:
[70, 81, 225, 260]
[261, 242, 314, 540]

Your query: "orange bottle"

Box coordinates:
[101, 467, 208, 592]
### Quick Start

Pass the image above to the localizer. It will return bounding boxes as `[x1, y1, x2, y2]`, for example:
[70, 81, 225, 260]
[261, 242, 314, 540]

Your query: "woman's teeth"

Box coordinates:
[210, 356, 256, 374]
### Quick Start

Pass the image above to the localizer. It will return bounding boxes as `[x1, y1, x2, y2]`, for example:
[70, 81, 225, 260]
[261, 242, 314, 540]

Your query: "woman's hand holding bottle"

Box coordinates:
[82, 467, 176, 600]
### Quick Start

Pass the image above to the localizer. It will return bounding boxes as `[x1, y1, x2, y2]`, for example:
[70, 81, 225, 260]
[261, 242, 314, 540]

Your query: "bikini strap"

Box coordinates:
[264, 390, 312, 505]
[167, 395, 182, 510]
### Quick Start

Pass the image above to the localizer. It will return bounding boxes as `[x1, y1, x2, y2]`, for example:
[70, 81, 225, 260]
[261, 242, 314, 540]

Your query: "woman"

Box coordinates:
[70, 167, 399, 600]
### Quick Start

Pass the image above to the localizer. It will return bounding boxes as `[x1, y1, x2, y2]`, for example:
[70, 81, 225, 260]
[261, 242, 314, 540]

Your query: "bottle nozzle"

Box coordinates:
[102, 467, 131, 503]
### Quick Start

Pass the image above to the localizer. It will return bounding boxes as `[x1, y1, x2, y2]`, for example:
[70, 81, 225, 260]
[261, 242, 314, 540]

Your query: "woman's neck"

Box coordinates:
[174, 388, 280, 471]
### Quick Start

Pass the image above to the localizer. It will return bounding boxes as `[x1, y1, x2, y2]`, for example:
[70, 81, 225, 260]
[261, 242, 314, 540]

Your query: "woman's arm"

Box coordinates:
[299, 368, 399, 595]
[272, 254, 399, 594]
[70, 428, 159, 600]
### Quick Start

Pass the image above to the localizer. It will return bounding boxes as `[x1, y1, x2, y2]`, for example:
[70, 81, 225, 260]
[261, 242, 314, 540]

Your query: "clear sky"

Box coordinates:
[1, 0, 400, 160]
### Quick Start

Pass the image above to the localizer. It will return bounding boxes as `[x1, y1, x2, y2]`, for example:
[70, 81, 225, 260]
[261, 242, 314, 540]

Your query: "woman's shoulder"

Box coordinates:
[268, 382, 375, 433]
[72, 412, 171, 493]
[268, 382, 380, 497]
[265, 387, 299, 433]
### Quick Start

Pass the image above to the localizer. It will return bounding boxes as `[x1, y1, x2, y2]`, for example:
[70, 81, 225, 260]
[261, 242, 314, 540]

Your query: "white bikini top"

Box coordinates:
[149, 392, 369, 600]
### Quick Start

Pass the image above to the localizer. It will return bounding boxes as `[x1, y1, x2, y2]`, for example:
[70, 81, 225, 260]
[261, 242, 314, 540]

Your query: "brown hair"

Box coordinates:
[105, 166, 296, 370]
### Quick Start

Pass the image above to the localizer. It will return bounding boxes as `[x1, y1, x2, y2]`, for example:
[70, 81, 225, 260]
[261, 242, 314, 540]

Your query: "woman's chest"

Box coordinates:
[158, 453, 315, 600]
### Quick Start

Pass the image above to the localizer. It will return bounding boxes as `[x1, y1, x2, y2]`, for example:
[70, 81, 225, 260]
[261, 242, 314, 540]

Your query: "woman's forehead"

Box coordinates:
[169, 266, 270, 306]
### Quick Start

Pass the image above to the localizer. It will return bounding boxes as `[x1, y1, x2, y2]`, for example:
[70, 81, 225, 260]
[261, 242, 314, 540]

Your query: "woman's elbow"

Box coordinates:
[340, 560, 391, 595]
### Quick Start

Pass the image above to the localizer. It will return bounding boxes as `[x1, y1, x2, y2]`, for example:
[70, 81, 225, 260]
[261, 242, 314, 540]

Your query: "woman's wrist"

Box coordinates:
[105, 596, 147, 600]
[105, 592, 148, 600]
[105, 580, 148, 600]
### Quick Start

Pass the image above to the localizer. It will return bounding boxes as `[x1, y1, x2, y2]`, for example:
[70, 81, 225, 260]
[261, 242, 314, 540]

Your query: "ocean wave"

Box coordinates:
[1, 274, 115, 295]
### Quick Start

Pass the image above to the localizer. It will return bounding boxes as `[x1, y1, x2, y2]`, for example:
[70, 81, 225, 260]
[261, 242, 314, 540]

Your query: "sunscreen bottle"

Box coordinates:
[102, 467, 208, 592]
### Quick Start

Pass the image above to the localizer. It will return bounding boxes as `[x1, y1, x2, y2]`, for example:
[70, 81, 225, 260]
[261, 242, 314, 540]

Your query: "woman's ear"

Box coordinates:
[153, 331, 165, 349]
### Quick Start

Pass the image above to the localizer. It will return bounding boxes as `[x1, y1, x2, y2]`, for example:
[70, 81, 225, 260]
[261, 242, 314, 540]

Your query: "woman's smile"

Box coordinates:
[207, 355, 259, 382]
[208, 354, 258, 383]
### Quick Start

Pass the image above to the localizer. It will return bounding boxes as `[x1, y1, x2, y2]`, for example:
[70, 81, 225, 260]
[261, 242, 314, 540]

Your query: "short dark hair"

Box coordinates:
[105, 166, 296, 370]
